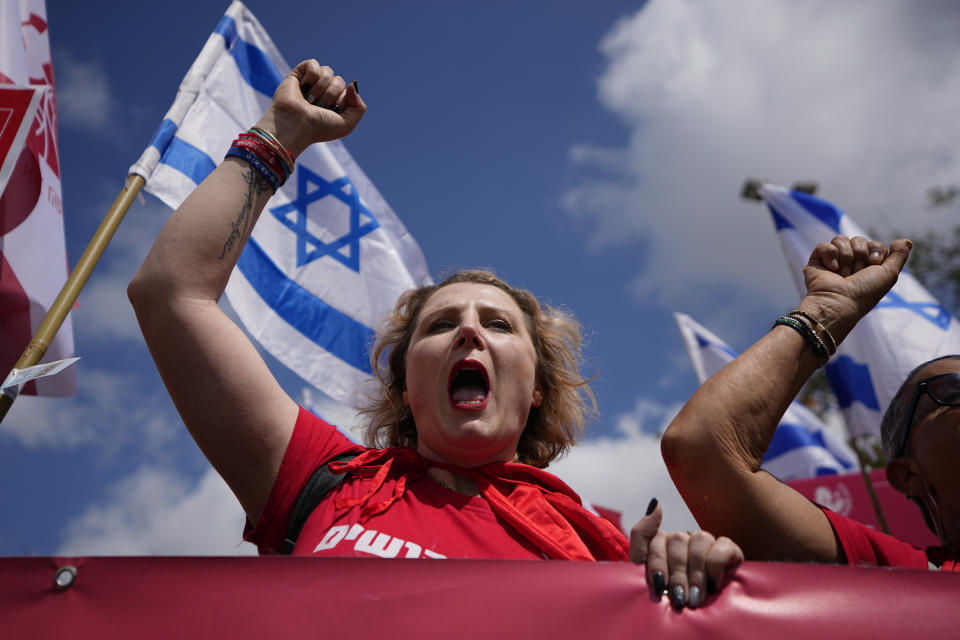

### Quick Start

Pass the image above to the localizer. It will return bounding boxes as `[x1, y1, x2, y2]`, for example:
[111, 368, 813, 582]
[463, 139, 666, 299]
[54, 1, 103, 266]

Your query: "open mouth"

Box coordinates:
[448, 360, 490, 410]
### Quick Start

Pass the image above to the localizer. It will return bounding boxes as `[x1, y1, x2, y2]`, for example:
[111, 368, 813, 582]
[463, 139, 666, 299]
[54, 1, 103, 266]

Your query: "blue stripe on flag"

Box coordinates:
[791, 191, 842, 234]
[214, 14, 239, 47]
[767, 204, 794, 231]
[160, 137, 217, 185]
[825, 355, 881, 411]
[214, 14, 283, 96]
[230, 39, 283, 97]
[237, 238, 375, 374]
[694, 334, 738, 358]
[813, 466, 840, 476]
[148, 119, 179, 156]
[764, 422, 827, 460]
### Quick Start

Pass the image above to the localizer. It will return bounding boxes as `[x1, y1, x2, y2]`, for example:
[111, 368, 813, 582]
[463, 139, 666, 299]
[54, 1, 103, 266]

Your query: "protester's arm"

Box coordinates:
[128, 61, 365, 524]
[661, 236, 911, 562]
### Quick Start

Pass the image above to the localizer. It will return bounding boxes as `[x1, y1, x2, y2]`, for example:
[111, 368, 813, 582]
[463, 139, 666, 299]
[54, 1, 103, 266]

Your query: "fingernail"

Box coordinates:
[869, 250, 881, 261]
[351, 79, 360, 95]
[706, 575, 717, 594]
[645, 498, 658, 516]
[300, 82, 312, 94]
[688, 585, 702, 609]
[906, 239, 913, 249]
[306, 94, 317, 104]
[317, 100, 329, 109]
[652, 571, 666, 594]
[331, 105, 341, 113]
[669, 585, 686, 610]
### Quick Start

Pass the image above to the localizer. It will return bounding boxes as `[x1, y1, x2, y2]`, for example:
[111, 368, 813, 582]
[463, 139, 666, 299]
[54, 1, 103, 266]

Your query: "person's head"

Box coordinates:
[882, 354, 960, 538]
[360, 270, 595, 468]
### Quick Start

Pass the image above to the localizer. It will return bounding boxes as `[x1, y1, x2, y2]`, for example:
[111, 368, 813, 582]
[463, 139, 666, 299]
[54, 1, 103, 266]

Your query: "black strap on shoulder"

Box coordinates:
[280, 452, 357, 555]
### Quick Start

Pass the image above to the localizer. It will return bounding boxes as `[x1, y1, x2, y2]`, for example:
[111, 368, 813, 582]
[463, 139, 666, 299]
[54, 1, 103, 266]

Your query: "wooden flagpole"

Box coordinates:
[0, 174, 145, 422]
[849, 436, 891, 534]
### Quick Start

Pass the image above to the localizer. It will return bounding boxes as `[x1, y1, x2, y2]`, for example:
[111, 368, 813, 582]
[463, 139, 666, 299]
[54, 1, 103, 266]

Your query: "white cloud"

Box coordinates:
[73, 194, 171, 343]
[565, 0, 960, 310]
[0, 366, 178, 451]
[58, 466, 256, 556]
[56, 57, 113, 129]
[551, 396, 699, 535]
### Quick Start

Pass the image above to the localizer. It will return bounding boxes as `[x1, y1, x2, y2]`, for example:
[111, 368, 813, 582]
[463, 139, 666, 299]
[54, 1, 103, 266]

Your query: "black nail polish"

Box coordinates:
[669, 585, 686, 610]
[652, 571, 666, 594]
[706, 575, 717, 594]
[331, 105, 341, 113]
[300, 82, 312, 94]
[351, 79, 359, 95]
[645, 498, 658, 516]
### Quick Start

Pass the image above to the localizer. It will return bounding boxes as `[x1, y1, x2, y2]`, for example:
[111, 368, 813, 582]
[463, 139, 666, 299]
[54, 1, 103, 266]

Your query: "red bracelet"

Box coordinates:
[248, 127, 295, 175]
[234, 136, 289, 180]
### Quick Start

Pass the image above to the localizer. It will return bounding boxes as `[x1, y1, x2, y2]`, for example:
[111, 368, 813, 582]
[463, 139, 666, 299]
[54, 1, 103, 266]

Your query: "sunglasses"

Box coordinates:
[894, 372, 960, 459]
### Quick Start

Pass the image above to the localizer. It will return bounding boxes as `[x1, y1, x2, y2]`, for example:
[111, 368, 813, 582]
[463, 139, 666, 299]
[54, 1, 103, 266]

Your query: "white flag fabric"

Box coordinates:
[760, 184, 960, 441]
[674, 312, 856, 479]
[300, 387, 361, 444]
[129, 1, 431, 406]
[0, 0, 76, 396]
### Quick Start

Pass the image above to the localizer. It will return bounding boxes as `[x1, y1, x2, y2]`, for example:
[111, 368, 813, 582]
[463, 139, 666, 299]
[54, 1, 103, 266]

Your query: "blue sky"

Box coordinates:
[3, 0, 959, 555]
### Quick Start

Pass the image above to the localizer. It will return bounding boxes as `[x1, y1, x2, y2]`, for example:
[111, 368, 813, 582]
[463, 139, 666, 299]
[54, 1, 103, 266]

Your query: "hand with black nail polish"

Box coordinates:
[629, 498, 744, 611]
[254, 59, 367, 158]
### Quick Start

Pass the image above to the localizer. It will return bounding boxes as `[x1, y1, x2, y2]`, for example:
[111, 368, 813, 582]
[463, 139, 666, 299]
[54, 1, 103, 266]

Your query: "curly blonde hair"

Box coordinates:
[360, 270, 596, 468]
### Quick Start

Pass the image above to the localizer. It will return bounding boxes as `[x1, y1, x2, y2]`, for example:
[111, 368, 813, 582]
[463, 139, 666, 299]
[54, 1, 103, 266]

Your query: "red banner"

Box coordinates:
[0, 556, 955, 638]
[788, 468, 939, 548]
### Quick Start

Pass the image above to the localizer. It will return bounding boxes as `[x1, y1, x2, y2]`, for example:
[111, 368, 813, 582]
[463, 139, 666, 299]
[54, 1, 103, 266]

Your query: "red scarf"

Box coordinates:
[328, 448, 629, 562]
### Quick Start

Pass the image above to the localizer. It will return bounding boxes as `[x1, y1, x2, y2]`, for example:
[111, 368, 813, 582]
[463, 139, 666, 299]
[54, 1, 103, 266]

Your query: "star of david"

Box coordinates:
[269, 165, 380, 272]
[876, 290, 951, 330]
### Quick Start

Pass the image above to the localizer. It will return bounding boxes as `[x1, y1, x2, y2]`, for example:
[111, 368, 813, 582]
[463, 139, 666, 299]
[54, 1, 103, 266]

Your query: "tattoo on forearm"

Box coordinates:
[218, 167, 271, 259]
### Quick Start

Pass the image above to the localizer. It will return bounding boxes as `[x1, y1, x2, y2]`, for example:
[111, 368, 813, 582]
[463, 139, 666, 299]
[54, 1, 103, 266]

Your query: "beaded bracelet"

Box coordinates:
[773, 315, 829, 365]
[789, 309, 837, 356]
[225, 146, 281, 193]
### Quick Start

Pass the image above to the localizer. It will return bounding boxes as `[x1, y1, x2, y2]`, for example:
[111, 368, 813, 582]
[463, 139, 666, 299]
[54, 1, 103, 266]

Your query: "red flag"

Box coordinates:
[0, 0, 75, 396]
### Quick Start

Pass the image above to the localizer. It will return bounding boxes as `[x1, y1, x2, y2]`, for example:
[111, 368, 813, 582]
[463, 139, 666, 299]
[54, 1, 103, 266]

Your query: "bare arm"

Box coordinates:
[128, 60, 366, 523]
[662, 236, 912, 562]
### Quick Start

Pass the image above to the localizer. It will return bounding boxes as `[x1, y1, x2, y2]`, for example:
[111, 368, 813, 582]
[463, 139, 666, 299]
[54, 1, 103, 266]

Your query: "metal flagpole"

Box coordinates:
[0, 174, 145, 423]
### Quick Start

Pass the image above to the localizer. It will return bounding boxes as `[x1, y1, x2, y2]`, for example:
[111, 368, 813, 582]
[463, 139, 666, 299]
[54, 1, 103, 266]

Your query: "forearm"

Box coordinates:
[129, 157, 272, 308]
[664, 291, 858, 479]
[663, 296, 863, 560]
[664, 320, 820, 480]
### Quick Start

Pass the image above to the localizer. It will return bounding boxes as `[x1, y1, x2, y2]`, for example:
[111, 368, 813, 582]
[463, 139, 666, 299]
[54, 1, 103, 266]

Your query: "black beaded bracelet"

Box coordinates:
[773, 315, 829, 365]
[789, 309, 837, 356]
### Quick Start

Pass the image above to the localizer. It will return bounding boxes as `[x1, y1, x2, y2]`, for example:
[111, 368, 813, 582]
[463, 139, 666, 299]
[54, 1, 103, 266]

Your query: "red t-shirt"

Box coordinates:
[245, 407, 545, 559]
[820, 506, 957, 571]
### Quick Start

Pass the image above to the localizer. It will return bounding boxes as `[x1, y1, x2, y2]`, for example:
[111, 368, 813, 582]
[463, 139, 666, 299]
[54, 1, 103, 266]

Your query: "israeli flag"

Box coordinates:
[674, 312, 856, 479]
[129, 1, 431, 406]
[760, 184, 960, 441]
